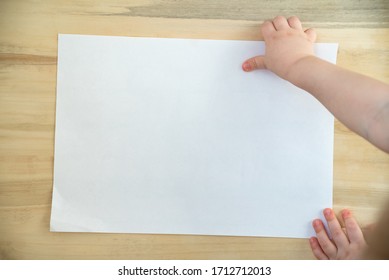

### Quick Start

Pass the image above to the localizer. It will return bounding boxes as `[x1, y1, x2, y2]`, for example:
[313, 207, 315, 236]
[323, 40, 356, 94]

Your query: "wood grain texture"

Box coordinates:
[1, 0, 388, 259]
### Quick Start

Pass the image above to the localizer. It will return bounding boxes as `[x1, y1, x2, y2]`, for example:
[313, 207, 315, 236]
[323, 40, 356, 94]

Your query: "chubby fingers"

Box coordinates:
[242, 16, 293, 72]
[272, 15, 290, 30]
[323, 208, 350, 252]
[287, 16, 303, 30]
[242, 16, 314, 72]
[261, 16, 304, 36]
[310, 208, 367, 259]
[242, 56, 265, 72]
[309, 237, 329, 260]
[312, 218, 337, 258]
[341, 209, 365, 244]
[312, 208, 360, 259]
[262, 16, 316, 43]
[304, 28, 317, 42]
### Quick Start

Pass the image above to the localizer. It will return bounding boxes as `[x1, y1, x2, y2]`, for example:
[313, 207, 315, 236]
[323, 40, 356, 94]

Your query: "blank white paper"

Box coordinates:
[51, 34, 338, 238]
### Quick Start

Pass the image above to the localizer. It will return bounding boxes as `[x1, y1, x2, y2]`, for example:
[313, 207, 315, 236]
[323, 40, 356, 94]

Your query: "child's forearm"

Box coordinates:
[242, 16, 389, 152]
[288, 56, 389, 152]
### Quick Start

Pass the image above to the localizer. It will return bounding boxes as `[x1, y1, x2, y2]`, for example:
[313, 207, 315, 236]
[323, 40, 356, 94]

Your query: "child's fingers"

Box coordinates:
[287, 16, 302, 30]
[242, 56, 266, 72]
[272, 16, 289, 31]
[260, 21, 276, 39]
[342, 209, 366, 244]
[313, 219, 337, 258]
[309, 237, 329, 260]
[323, 208, 350, 250]
[304, 28, 317, 42]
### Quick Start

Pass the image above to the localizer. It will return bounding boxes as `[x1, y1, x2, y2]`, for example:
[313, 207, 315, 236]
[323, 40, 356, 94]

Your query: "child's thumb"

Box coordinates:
[242, 56, 266, 72]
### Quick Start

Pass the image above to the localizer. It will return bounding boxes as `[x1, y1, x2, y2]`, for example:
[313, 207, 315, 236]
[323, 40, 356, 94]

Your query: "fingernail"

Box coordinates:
[342, 209, 351, 219]
[242, 61, 251, 71]
[323, 208, 332, 219]
[312, 219, 322, 233]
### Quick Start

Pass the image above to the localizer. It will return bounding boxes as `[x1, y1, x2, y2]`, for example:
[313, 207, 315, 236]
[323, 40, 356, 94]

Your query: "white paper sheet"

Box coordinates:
[51, 34, 338, 238]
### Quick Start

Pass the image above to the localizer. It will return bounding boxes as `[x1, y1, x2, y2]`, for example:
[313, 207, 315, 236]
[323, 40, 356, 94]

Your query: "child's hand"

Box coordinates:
[242, 16, 316, 80]
[310, 208, 368, 259]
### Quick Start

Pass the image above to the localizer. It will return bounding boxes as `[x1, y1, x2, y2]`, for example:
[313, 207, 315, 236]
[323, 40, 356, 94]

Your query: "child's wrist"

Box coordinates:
[284, 55, 318, 85]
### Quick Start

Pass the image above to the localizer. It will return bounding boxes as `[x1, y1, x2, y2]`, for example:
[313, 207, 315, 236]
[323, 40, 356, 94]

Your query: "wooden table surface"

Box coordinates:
[1, 0, 388, 260]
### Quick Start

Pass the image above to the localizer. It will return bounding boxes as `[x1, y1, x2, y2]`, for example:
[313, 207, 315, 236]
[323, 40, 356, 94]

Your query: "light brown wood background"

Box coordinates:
[0, 0, 388, 259]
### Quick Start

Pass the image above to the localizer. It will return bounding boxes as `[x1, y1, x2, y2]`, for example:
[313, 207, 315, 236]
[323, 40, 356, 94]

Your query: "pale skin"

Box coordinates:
[242, 16, 389, 259]
[310, 208, 367, 259]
